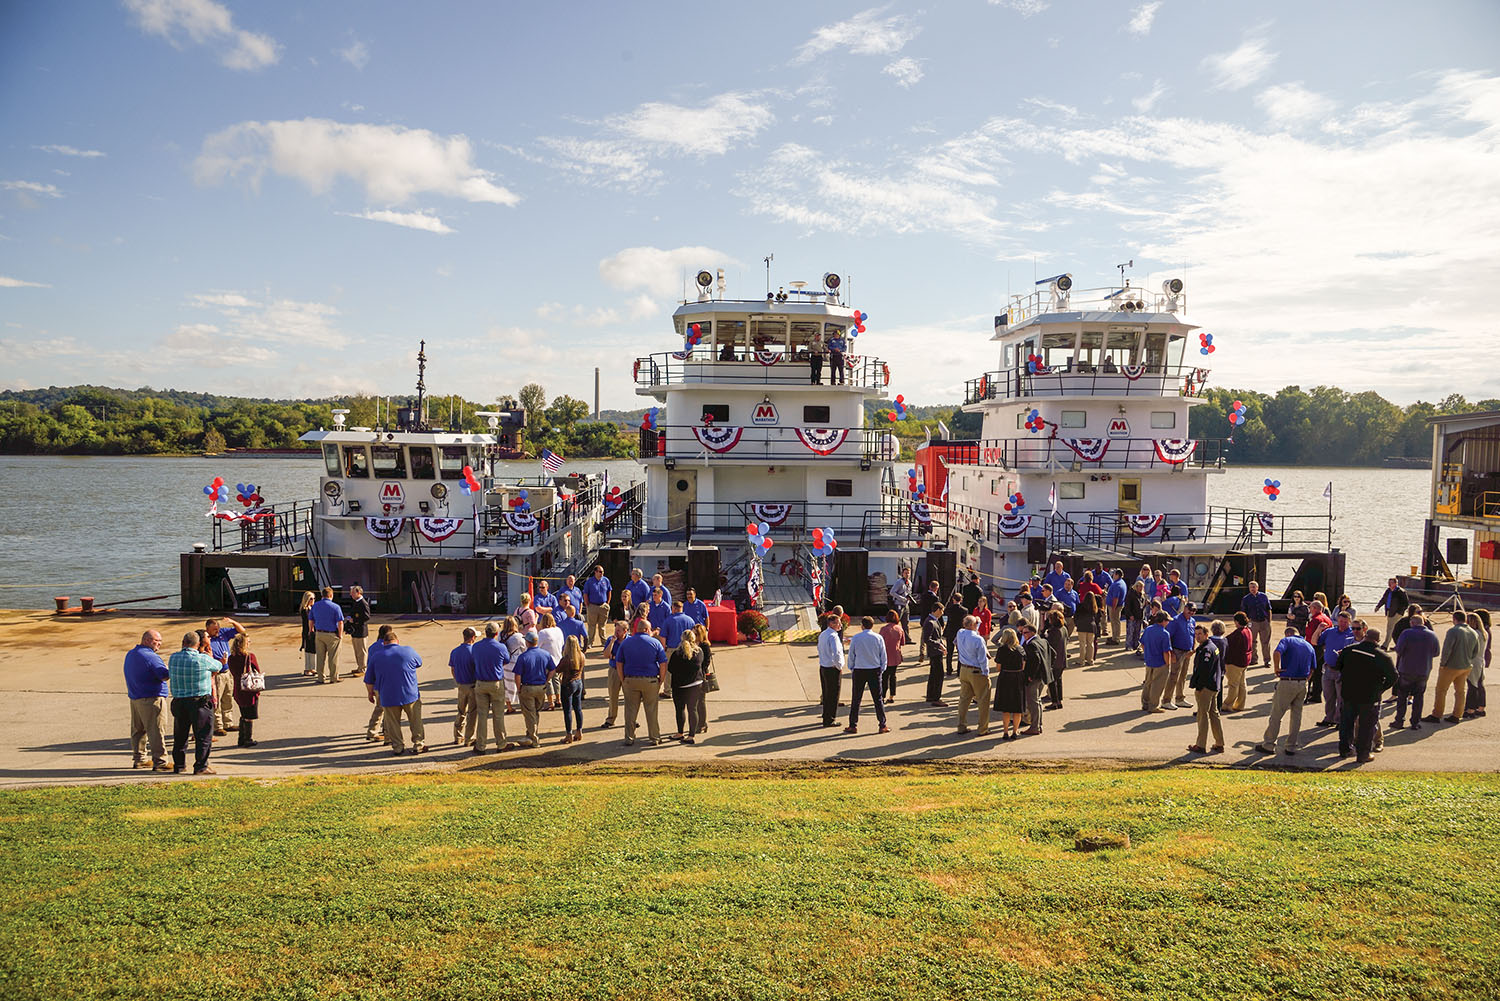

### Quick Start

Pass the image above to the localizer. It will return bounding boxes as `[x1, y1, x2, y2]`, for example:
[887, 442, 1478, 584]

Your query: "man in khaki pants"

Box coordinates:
[954, 615, 992, 736]
[512, 631, 557, 748]
[124, 629, 172, 771]
[583, 565, 613, 649]
[203, 616, 245, 734]
[601, 620, 628, 727]
[448, 627, 478, 746]
[363, 625, 426, 756]
[1429, 610, 1480, 722]
[309, 587, 345, 683]
[470, 622, 511, 754]
[615, 619, 668, 745]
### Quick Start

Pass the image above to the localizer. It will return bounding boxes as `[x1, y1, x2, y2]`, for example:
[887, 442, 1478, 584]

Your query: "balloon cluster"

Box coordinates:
[906, 468, 919, 493]
[1228, 399, 1247, 427]
[1005, 491, 1026, 513]
[1026, 353, 1047, 374]
[1024, 408, 1045, 433]
[1263, 478, 1281, 502]
[811, 526, 838, 556]
[640, 407, 660, 431]
[893, 394, 908, 420]
[458, 465, 482, 496]
[1199, 332, 1216, 355]
[508, 488, 532, 511]
[201, 476, 230, 505]
[849, 310, 868, 339]
[746, 521, 774, 552]
[234, 482, 263, 507]
[683, 322, 704, 354]
[603, 486, 624, 512]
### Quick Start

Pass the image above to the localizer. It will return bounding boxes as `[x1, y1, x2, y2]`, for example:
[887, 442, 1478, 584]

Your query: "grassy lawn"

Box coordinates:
[2, 766, 1498, 1000]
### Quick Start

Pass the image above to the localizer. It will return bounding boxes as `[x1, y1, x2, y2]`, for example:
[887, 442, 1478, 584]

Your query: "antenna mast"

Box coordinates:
[1117, 259, 1134, 288]
[764, 253, 774, 296]
[415, 340, 428, 427]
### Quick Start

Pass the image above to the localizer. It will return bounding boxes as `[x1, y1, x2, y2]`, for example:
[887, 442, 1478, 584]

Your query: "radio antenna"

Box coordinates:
[764, 253, 774, 296]
[1117, 259, 1134, 288]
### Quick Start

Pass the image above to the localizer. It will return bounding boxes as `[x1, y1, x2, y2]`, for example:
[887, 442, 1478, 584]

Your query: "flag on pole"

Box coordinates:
[540, 448, 564, 474]
[1049, 481, 1058, 514]
[1323, 481, 1333, 500]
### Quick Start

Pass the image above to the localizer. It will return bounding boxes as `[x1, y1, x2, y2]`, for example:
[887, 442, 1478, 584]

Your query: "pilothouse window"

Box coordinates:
[410, 447, 436, 480]
[343, 446, 369, 479]
[438, 445, 468, 480]
[1042, 331, 1076, 370]
[371, 445, 406, 479]
[322, 443, 341, 476]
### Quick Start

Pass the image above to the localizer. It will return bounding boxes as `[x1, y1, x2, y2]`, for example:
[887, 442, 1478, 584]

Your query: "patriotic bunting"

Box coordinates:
[416, 518, 464, 542]
[505, 511, 540, 534]
[747, 556, 764, 606]
[1153, 439, 1198, 464]
[909, 502, 932, 525]
[748, 502, 792, 527]
[693, 425, 745, 453]
[207, 504, 275, 523]
[997, 513, 1031, 538]
[1120, 364, 1146, 381]
[754, 350, 782, 366]
[1061, 438, 1110, 462]
[1125, 513, 1165, 537]
[1258, 512, 1275, 536]
[795, 427, 850, 455]
[364, 517, 404, 541]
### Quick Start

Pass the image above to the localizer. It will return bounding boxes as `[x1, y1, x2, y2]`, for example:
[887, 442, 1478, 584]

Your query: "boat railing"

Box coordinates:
[639, 425, 897, 462]
[1004, 285, 1185, 325]
[633, 352, 890, 391]
[963, 363, 1210, 404]
[940, 436, 1228, 471]
[682, 500, 884, 544]
[209, 498, 317, 554]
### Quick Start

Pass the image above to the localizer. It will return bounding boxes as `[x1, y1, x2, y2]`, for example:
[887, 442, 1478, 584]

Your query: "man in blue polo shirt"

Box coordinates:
[557, 596, 588, 650]
[1042, 560, 1071, 597]
[650, 573, 672, 607]
[364, 625, 426, 756]
[662, 600, 696, 650]
[558, 574, 584, 619]
[532, 580, 559, 615]
[167, 630, 219, 774]
[1239, 580, 1273, 665]
[1140, 612, 1174, 712]
[1257, 626, 1316, 755]
[583, 565, 613, 648]
[616, 620, 668, 745]
[1056, 579, 1080, 634]
[622, 568, 651, 614]
[202, 616, 244, 735]
[646, 588, 671, 636]
[124, 629, 171, 771]
[513, 631, 557, 748]
[471, 622, 511, 754]
[682, 588, 710, 627]
[449, 627, 478, 747]
[1165, 604, 1198, 709]
[1104, 569, 1127, 645]
[1314, 610, 1357, 726]
[309, 588, 345, 684]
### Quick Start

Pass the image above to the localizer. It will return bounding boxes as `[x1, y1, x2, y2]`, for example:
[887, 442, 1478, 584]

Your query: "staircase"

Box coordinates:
[758, 558, 821, 640]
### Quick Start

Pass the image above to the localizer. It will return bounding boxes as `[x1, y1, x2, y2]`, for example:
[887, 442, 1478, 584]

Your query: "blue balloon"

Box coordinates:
[758, 521, 770, 536]
[235, 483, 246, 494]
[203, 485, 213, 496]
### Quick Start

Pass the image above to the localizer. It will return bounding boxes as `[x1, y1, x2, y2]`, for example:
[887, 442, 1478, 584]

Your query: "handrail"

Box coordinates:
[634, 352, 890, 390]
[942, 436, 1228, 471]
[640, 425, 897, 462]
[964, 363, 1210, 404]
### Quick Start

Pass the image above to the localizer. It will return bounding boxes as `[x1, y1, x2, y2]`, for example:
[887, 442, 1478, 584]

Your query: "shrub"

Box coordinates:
[738, 609, 768, 635]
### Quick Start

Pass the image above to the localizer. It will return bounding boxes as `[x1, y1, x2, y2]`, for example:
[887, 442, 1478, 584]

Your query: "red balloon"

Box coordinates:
[829, 539, 837, 549]
[895, 394, 904, 403]
[887, 412, 897, 422]
[746, 524, 759, 535]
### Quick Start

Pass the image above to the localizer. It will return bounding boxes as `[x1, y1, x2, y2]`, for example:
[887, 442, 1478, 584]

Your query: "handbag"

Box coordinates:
[704, 672, 720, 693]
[241, 667, 265, 693]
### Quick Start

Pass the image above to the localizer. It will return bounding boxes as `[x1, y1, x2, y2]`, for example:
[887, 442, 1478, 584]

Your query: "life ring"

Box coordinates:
[632, 360, 640, 381]
[882, 363, 890, 386]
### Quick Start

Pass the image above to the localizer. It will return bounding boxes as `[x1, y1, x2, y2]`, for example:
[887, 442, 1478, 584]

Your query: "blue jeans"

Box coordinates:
[559, 678, 583, 733]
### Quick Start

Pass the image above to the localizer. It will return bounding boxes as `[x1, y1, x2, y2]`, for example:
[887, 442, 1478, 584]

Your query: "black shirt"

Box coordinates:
[667, 648, 703, 688]
[1336, 640, 1398, 705]
[347, 597, 371, 639]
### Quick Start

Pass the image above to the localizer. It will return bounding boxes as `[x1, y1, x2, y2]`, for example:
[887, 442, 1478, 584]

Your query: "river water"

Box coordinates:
[0, 456, 1448, 610]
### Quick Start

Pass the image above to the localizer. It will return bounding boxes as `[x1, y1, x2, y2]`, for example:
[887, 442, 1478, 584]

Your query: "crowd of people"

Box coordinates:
[123, 564, 1491, 773]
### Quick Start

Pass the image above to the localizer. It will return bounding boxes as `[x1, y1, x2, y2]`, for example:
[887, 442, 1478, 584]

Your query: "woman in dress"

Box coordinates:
[226, 633, 262, 747]
[298, 590, 317, 677]
[992, 627, 1026, 740]
[1044, 608, 1069, 709]
[667, 633, 705, 743]
[535, 612, 565, 711]
[693, 624, 714, 732]
[556, 636, 585, 742]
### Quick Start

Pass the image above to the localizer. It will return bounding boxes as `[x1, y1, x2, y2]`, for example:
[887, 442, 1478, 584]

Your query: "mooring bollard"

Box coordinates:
[80, 597, 96, 614]
[54, 597, 70, 614]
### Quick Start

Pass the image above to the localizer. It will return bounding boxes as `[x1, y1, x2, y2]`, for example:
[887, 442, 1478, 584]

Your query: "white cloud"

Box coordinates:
[0, 335, 81, 359]
[123, 0, 280, 71]
[338, 39, 370, 70]
[192, 292, 252, 307]
[1024, 96, 1079, 119]
[1202, 35, 1276, 91]
[0, 275, 51, 288]
[599, 246, 738, 301]
[532, 137, 660, 190]
[989, 0, 1050, 16]
[3, 180, 63, 197]
[343, 208, 454, 234]
[35, 144, 106, 158]
[194, 119, 520, 206]
[184, 290, 348, 349]
[1125, 2, 1162, 36]
[796, 8, 920, 62]
[1132, 79, 1168, 113]
[1256, 83, 1336, 128]
[883, 57, 925, 89]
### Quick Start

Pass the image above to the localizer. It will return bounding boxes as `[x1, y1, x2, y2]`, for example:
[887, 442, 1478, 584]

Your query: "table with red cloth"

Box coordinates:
[705, 600, 738, 646]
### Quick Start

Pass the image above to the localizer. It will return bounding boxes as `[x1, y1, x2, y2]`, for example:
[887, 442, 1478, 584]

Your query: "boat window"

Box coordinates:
[1059, 481, 1085, 500]
[703, 404, 730, 424]
[825, 478, 853, 497]
[410, 446, 436, 480]
[1105, 329, 1139, 367]
[1002, 343, 1013, 368]
[803, 405, 831, 424]
[371, 445, 406, 479]
[717, 320, 746, 360]
[1077, 331, 1103, 372]
[322, 443, 341, 476]
[1167, 332, 1187, 368]
[438, 445, 467, 480]
[1061, 410, 1086, 428]
[343, 446, 369, 478]
[469, 446, 486, 469]
[1042, 331, 1075, 369]
[1151, 411, 1176, 429]
[1143, 331, 1168, 371]
[791, 321, 820, 358]
[751, 317, 786, 352]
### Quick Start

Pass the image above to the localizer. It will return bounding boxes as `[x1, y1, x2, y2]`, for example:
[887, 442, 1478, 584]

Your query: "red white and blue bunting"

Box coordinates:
[748, 502, 792, 527]
[693, 425, 745, 453]
[671, 349, 692, 361]
[997, 513, 1031, 538]
[505, 511, 540, 534]
[754, 350, 782, 366]
[909, 502, 932, 525]
[1153, 439, 1198, 464]
[747, 556, 764, 606]
[1120, 364, 1147, 381]
[416, 517, 464, 542]
[795, 427, 850, 455]
[1125, 513, 1165, 537]
[207, 504, 275, 523]
[1062, 438, 1110, 462]
[1258, 512, 1275, 536]
[365, 517, 404, 540]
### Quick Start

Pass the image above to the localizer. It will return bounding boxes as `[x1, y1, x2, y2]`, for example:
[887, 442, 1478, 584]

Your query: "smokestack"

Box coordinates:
[594, 367, 600, 420]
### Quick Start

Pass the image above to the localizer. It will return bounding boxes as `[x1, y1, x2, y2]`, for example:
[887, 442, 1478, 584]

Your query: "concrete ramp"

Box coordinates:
[758, 565, 820, 641]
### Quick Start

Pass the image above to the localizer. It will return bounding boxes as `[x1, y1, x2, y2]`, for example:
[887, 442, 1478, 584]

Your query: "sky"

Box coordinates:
[2, 0, 1499, 412]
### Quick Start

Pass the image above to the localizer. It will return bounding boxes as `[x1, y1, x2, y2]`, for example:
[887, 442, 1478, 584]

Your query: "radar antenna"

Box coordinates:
[1116, 259, 1134, 287]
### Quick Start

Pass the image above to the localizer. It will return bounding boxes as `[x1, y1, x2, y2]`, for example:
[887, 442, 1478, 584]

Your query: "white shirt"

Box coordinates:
[955, 628, 990, 675]
[817, 627, 846, 669]
[536, 626, 564, 666]
[848, 629, 886, 671]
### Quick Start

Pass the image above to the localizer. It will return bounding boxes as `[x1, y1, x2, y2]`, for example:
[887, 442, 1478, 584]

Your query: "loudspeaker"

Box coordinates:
[686, 545, 720, 601]
[1447, 537, 1469, 565]
[1026, 537, 1048, 564]
[832, 547, 869, 615]
[925, 548, 958, 599]
[597, 544, 632, 618]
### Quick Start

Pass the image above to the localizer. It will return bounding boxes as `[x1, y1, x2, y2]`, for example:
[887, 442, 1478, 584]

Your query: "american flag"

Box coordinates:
[539, 448, 564, 474]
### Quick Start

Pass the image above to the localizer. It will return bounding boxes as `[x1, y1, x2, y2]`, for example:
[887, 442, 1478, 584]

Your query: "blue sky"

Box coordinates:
[2, 0, 1498, 411]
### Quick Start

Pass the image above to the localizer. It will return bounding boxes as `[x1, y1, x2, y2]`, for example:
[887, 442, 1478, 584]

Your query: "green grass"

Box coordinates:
[2, 766, 1498, 1000]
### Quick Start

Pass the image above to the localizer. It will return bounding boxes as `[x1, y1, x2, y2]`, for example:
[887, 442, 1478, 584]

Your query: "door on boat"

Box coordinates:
[1115, 477, 1141, 545]
[666, 469, 698, 538]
